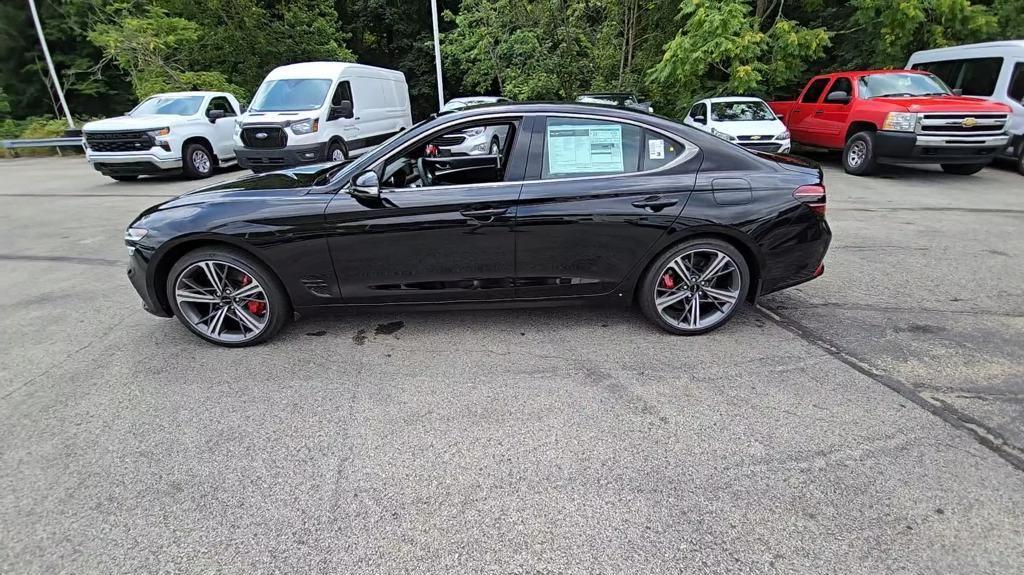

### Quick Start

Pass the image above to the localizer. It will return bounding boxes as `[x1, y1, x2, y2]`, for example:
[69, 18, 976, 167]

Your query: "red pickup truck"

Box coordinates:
[770, 69, 1012, 176]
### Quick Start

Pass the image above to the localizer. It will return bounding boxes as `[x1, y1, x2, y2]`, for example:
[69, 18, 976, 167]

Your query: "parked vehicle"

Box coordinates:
[234, 62, 412, 173]
[125, 103, 830, 346]
[437, 96, 511, 156]
[907, 40, 1024, 175]
[770, 69, 1012, 176]
[576, 92, 654, 113]
[683, 97, 791, 153]
[83, 91, 241, 181]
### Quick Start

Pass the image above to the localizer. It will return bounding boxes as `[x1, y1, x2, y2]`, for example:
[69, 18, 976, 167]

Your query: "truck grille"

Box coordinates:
[917, 113, 1008, 136]
[241, 126, 287, 149]
[84, 131, 155, 153]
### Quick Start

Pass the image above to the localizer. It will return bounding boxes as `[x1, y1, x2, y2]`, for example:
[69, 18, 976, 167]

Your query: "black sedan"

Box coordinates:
[124, 103, 830, 346]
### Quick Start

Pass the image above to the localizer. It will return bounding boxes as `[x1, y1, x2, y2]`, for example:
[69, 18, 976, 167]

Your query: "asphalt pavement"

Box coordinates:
[1, 155, 1022, 574]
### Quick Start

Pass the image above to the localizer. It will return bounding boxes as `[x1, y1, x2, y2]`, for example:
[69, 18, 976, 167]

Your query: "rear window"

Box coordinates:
[959, 58, 1004, 97]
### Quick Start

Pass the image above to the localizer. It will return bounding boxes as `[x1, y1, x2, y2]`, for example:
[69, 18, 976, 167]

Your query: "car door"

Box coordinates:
[513, 114, 700, 299]
[323, 116, 531, 304]
[327, 79, 361, 151]
[816, 76, 855, 147]
[788, 77, 830, 145]
[205, 96, 237, 159]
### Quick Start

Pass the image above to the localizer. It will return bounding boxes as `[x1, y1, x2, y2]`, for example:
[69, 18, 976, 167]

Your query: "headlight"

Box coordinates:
[147, 127, 170, 137]
[710, 127, 737, 142]
[882, 112, 918, 132]
[775, 130, 791, 141]
[289, 118, 319, 135]
[124, 227, 148, 242]
[461, 127, 485, 137]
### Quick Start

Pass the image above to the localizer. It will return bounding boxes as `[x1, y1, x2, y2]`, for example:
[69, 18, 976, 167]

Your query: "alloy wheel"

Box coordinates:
[174, 260, 270, 342]
[192, 149, 212, 174]
[654, 248, 741, 330]
[847, 141, 866, 167]
[331, 147, 345, 161]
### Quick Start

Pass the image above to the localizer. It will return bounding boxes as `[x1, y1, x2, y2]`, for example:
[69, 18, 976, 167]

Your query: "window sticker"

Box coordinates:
[547, 123, 624, 174]
[648, 138, 665, 160]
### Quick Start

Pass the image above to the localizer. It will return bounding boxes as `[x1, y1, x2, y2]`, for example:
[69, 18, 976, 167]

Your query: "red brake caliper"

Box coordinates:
[240, 274, 266, 316]
[661, 273, 675, 289]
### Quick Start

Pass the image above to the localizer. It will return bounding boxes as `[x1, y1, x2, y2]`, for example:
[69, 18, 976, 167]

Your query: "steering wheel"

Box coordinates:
[416, 157, 433, 187]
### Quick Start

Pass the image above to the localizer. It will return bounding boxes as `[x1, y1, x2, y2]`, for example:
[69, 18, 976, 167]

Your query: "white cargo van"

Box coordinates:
[234, 62, 412, 172]
[907, 40, 1024, 174]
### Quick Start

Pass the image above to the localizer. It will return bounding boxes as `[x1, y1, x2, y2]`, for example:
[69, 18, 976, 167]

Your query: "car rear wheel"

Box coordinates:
[639, 239, 750, 335]
[183, 142, 214, 179]
[940, 163, 987, 175]
[843, 132, 878, 176]
[328, 141, 346, 162]
[167, 247, 290, 347]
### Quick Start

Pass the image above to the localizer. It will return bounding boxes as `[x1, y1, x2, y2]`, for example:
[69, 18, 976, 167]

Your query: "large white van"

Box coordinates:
[234, 62, 412, 172]
[907, 40, 1024, 174]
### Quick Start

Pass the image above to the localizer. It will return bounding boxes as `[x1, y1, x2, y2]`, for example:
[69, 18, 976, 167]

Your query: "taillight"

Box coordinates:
[793, 184, 826, 216]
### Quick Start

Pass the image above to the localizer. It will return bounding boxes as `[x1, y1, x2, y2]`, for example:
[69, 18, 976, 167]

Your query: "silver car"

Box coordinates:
[436, 96, 512, 156]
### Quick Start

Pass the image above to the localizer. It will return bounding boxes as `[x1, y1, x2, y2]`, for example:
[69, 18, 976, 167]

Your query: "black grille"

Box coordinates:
[920, 124, 1004, 133]
[434, 135, 466, 147]
[740, 142, 783, 152]
[85, 131, 154, 153]
[736, 135, 775, 142]
[241, 127, 287, 149]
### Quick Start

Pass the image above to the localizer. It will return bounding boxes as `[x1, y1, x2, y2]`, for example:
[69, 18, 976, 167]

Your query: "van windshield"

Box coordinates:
[250, 79, 333, 112]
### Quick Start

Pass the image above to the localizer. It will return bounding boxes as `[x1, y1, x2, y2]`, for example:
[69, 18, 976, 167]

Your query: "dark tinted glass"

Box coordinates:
[801, 79, 830, 103]
[1009, 62, 1024, 102]
[959, 58, 1004, 96]
[642, 129, 684, 171]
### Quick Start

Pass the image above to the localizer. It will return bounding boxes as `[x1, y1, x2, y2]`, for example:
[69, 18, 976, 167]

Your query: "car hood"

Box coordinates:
[870, 95, 1012, 113]
[712, 120, 787, 137]
[83, 115, 194, 132]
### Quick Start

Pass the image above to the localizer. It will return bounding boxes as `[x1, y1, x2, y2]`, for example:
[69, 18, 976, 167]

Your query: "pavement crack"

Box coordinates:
[757, 303, 1024, 474]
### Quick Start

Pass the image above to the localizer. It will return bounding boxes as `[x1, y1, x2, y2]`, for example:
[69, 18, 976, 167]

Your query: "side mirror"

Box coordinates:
[693, 115, 706, 124]
[330, 100, 354, 120]
[351, 170, 379, 198]
[953, 88, 963, 96]
[825, 91, 850, 104]
[207, 109, 226, 122]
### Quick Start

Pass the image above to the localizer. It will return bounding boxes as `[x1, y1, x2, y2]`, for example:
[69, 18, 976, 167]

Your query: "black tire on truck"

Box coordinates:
[842, 131, 878, 176]
[182, 142, 215, 179]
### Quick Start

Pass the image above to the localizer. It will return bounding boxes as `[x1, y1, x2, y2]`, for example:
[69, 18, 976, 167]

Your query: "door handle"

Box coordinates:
[814, 110, 824, 115]
[631, 196, 679, 212]
[460, 207, 508, 220]
[793, 108, 801, 113]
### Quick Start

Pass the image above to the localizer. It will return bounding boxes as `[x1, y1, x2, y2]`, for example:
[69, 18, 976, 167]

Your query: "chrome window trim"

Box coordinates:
[361, 111, 700, 194]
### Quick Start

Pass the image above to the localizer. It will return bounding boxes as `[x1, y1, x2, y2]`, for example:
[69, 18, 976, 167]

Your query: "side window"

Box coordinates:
[830, 77, 853, 97]
[801, 78, 830, 103]
[206, 97, 235, 116]
[959, 57, 1004, 96]
[642, 129, 685, 171]
[380, 119, 519, 189]
[332, 81, 353, 107]
[688, 102, 707, 121]
[1009, 62, 1024, 103]
[542, 117, 641, 179]
[917, 60, 962, 88]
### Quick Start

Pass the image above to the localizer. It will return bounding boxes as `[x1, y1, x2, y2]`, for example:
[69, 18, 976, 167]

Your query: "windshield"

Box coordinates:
[859, 73, 952, 98]
[250, 79, 333, 112]
[711, 101, 775, 121]
[131, 96, 204, 116]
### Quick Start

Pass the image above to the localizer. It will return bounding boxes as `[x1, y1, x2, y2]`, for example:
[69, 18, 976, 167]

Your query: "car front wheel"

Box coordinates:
[639, 239, 750, 335]
[166, 247, 291, 346]
[843, 132, 878, 176]
[183, 142, 214, 179]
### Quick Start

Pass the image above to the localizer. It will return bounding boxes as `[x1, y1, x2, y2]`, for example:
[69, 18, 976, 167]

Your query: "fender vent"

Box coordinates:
[300, 276, 335, 298]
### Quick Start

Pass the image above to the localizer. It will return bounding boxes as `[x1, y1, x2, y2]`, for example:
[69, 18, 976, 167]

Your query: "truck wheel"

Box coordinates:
[183, 142, 214, 179]
[327, 141, 346, 163]
[940, 163, 986, 175]
[110, 175, 138, 182]
[843, 132, 878, 176]
[1017, 145, 1024, 176]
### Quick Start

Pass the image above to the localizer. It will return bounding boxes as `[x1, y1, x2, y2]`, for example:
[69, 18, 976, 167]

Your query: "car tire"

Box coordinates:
[638, 238, 750, 336]
[940, 163, 986, 175]
[1015, 144, 1024, 176]
[327, 140, 347, 163]
[182, 142, 215, 179]
[166, 246, 291, 347]
[110, 175, 138, 182]
[843, 132, 878, 176]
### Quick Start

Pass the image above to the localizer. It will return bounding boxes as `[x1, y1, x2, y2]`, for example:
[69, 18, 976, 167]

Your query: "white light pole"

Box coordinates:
[430, 0, 445, 111]
[28, 0, 74, 128]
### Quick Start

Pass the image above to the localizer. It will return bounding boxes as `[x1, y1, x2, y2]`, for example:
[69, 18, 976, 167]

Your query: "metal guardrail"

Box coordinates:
[1, 136, 84, 150]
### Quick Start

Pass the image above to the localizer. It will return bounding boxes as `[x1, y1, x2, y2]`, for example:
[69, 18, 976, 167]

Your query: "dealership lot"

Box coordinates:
[1, 157, 1022, 573]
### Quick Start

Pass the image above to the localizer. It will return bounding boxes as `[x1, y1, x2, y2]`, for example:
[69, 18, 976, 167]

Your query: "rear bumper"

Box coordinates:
[235, 142, 329, 171]
[874, 131, 1009, 165]
[88, 152, 182, 175]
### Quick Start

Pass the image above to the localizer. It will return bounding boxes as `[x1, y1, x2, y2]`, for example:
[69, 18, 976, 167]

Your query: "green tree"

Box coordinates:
[648, 0, 829, 115]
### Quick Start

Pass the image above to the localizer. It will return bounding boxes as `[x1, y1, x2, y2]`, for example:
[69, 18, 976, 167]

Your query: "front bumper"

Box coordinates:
[874, 131, 1010, 165]
[127, 247, 172, 317]
[235, 142, 329, 171]
[87, 152, 183, 176]
[739, 140, 790, 154]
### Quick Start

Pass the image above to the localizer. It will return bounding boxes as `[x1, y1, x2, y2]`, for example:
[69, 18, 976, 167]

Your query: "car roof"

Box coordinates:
[704, 96, 768, 103]
[149, 91, 227, 98]
[811, 69, 932, 80]
[448, 96, 506, 102]
[264, 61, 405, 81]
[910, 40, 1024, 60]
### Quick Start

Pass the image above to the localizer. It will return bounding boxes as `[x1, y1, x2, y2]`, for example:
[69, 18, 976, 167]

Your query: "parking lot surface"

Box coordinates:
[1, 156, 1022, 574]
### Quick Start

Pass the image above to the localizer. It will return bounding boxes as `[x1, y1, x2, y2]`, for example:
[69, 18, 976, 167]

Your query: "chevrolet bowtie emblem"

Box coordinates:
[749, 135, 761, 140]
[961, 118, 977, 128]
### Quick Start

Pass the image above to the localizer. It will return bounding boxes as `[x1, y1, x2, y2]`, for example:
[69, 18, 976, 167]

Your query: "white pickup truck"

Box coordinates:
[82, 91, 242, 181]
